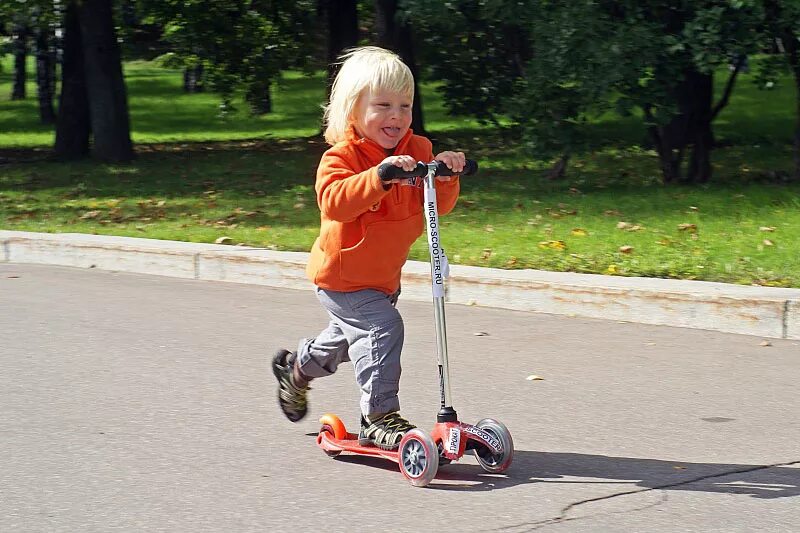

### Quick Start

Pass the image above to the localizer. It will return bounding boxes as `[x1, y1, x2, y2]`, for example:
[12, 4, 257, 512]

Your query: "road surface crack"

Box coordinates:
[499, 459, 800, 532]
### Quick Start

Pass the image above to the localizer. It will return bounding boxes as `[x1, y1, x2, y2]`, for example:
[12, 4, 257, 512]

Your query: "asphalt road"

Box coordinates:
[2, 263, 799, 533]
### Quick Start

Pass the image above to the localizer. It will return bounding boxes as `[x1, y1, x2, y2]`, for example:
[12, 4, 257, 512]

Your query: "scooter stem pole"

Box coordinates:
[422, 164, 457, 422]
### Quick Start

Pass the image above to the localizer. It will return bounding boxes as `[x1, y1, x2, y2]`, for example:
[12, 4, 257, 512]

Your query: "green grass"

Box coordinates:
[1, 57, 799, 287]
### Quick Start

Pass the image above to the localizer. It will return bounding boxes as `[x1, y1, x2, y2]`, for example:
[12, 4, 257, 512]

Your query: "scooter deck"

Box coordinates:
[317, 431, 400, 462]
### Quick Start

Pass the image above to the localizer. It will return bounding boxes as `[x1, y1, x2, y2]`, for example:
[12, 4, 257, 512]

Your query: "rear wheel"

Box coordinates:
[398, 429, 439, 487]
[473, 418, 514, 473]
[318, 424, 341, 458]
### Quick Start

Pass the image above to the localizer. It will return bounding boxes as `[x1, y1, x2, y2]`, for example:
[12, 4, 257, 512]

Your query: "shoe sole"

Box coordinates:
[272, 350, 307, 423]
[358, 436, 400, 451]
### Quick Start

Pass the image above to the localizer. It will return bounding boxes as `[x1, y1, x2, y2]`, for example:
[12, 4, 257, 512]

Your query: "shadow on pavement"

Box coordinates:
[429, 451, 800, 496]
[310, 440, 799, 496]
[303, 431, 799, 496]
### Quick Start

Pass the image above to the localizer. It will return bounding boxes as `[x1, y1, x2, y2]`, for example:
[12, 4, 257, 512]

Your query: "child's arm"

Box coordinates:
[315, 153, 390, 222]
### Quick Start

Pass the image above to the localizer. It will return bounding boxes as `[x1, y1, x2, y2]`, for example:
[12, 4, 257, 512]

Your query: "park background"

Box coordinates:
[1, 0, 799, 288]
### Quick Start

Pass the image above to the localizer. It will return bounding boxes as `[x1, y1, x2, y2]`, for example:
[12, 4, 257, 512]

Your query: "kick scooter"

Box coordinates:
[315, 159, 514, 487]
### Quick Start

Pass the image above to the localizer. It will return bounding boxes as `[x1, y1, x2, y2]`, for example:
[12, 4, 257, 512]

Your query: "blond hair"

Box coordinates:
[323, 46, 414, 146]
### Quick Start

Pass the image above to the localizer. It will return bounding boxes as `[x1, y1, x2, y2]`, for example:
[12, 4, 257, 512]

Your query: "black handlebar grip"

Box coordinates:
[377, 162, 428, 181]
[377, 159, 479, 182]
[434, 159, 478, 177]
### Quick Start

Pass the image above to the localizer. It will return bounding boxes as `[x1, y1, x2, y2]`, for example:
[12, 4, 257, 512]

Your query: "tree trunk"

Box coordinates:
[76, 0, 134, 162]
[546, 154, 570, 180]
[246, 78, 272, 115]
[183, 64, 205, 93]
[688, 122, 713, 184]
[12, 23, 29, 100]
[35, 25, 57, 124]
[647, 66, 718, 184]
[375, 0, 425, 135]
[323, 0, 359, 98]
[644, 105, 683, 184]
[685, 69, 713, 184]
[55, 3, 91, 159]
[651, 132, 684, 184]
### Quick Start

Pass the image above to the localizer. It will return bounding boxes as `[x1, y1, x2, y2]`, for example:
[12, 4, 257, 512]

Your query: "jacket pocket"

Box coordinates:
[339, 214, 423, 285]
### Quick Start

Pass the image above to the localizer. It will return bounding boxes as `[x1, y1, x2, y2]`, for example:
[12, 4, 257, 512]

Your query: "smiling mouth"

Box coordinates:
[382, 127, 401, 137]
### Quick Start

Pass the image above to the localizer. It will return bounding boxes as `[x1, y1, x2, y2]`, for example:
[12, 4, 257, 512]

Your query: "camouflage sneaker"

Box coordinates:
[358, 412, 416, 450]
[271, 349, 309, 422]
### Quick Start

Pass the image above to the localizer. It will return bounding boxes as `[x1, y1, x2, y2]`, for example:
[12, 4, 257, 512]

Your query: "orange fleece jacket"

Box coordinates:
[306, 125, 460, 294]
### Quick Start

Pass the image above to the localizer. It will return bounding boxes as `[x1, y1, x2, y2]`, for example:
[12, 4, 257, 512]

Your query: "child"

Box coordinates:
[272, 46, 465, 450]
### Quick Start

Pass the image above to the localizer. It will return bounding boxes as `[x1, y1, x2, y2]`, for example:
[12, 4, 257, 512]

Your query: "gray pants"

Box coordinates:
[296, 287, 403, 416]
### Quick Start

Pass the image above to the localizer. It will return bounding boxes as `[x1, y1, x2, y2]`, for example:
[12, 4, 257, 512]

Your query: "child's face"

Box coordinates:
[355, 89, 413, 149]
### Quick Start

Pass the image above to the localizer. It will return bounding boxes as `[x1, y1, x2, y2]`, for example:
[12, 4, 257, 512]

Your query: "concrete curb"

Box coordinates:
[2, 229, 799, 340]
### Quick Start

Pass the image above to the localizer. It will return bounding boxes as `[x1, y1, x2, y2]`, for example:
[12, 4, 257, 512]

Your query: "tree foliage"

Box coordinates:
[404, 0, 774, 183]
[138, 0, 317, 115]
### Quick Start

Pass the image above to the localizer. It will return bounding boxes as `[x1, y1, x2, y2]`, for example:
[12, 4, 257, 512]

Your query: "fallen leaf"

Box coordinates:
[473, 331, 490, 336]
[619, 245, 634, 254]
[616, 221, 632, 230]
[763, 239, 774, 246]
[678, 223, 697, 232]
[673, 465, 687, 470]
[80, 210, 102, 220]
[526, 375, 545, 381]
[571, 228, 587, 236]
[688, 206, 699, 211]
[760, 340, 772, 347]
[538, 240, 566, 250]
[759, 226, 775, 232]
[215, 236, 233, 245]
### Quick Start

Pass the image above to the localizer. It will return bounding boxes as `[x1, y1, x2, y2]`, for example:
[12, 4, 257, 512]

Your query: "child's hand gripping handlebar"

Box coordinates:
[377, 159, 479, 182]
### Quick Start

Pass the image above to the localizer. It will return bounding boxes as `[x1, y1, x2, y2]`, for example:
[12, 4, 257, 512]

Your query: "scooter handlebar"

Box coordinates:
[377, 159, 478, 182]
